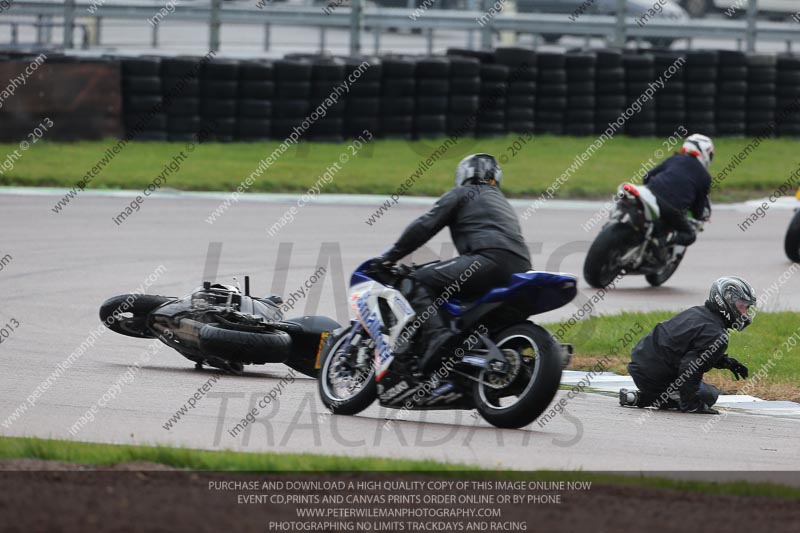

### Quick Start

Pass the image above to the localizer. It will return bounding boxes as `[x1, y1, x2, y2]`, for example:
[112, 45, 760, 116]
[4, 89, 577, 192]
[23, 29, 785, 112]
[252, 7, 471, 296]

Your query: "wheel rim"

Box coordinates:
[321, 333, 374, 403]
[477, 334, 541, 411]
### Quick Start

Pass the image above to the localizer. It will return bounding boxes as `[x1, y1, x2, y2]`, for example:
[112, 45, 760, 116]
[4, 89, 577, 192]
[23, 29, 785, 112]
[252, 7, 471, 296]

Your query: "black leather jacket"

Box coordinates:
[643, 154, 712, 220]
[630, 303, 729, 407]
[384, 184, 531, 263]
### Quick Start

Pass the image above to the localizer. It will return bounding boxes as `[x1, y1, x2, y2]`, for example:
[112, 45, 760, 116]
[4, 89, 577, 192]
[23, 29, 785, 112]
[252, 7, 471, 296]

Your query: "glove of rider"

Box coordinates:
[680, 401, 720, 415]
[721, 356, 749, 380]
[368, 256, 395, 272]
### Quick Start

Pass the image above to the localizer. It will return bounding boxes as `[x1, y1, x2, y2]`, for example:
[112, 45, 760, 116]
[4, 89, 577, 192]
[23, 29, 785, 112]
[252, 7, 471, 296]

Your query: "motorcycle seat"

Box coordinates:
[442, 271, 577, 317]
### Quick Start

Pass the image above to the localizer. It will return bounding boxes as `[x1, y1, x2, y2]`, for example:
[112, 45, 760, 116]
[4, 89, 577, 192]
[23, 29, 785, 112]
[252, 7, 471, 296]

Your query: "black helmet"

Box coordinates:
[706, 276, 757, 331]
[454, 153, 503, 187]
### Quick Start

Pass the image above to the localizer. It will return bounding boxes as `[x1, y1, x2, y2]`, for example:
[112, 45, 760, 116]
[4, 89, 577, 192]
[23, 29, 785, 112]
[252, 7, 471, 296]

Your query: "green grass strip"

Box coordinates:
[2, 135, 798, 201]
[1, 436, 798, 499]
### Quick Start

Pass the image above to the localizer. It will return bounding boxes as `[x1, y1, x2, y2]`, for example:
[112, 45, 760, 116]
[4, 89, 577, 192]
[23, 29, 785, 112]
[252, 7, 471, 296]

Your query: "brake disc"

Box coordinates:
[483, 349, 521, 390]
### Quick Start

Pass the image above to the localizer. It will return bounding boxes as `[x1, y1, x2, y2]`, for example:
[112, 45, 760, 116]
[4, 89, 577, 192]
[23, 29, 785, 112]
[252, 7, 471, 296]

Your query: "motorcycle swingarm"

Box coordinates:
[457, 333, 509, 373]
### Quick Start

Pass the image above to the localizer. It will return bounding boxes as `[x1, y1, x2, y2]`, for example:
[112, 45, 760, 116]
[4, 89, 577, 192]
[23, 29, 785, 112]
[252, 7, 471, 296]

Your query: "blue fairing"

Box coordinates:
[442, 271, 578, 317]
[350, 260, 375, 286]
[350, 262, 577, 318]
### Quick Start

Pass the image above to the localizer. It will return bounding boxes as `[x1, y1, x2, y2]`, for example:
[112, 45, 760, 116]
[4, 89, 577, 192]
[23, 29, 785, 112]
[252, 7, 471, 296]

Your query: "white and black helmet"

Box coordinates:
[707, 276, 757, 331]
[682, 133, 715, 169]
[454, 153, 503, 187]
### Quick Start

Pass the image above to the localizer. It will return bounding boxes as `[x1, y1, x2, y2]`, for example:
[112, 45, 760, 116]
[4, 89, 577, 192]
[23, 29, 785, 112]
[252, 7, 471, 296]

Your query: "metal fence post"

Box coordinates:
[36, 14, 44, 45]
[479, 0, 492, 51]
[209, 0, 222, 52]
[350, 0, 362, 56]
[95, 17, 102, 46]
[614, 0, 626, 48]
[745, 0, 757, 53]
[63, 0, 76, 49]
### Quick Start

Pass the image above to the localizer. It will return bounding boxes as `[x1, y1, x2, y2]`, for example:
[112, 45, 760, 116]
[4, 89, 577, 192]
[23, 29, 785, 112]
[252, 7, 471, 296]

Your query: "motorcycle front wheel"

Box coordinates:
[473, 322, 563, 429]
[99, 294, 173, 339]
[317, 325, 377, 416]
[583, 223, 638, 288]
[784, 209, 800, 262]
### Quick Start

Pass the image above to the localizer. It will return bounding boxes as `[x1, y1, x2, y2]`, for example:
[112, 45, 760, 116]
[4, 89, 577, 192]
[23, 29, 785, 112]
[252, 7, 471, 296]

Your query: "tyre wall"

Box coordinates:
[1, 48, 800, 142]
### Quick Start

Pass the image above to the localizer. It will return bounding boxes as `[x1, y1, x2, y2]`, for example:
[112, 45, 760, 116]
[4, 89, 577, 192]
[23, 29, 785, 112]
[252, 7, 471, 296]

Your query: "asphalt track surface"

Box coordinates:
[1, 189, 799, 481]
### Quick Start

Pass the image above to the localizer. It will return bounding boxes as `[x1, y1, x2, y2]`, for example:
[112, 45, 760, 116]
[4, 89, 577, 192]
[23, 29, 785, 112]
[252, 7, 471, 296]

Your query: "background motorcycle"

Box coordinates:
[584, 183, 706, 289]
[783, 187, 800, 262]
[316, 260, 577, 429]
[99, 277, 339, 376]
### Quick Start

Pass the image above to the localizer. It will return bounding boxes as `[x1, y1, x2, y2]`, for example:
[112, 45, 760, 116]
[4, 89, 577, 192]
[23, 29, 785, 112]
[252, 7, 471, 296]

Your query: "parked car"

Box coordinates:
[517, 0, 689, 46]
[679, 0, 799, 19]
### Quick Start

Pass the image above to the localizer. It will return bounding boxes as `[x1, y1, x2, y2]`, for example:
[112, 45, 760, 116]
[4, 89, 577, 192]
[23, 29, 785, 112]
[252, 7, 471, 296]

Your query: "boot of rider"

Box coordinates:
[409, 284, 455, 373]
[671, 230, 696, 247]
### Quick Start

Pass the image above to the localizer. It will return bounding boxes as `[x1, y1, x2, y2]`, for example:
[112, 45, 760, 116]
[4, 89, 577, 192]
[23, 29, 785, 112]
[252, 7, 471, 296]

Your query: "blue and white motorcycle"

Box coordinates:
[316, 260, 577, 429]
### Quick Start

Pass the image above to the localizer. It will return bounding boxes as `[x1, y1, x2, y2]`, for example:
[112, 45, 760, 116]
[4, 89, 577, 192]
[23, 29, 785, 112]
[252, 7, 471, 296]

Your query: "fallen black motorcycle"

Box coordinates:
[100, 277, 339, 376]
[584, 183, 706, 289]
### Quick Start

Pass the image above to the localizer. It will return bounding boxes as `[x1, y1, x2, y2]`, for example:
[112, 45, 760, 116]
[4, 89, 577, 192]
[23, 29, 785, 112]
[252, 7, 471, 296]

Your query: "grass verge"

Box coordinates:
[1, 436, 798, 499]
[548, 311, 800, 402]
[1, 135, 798, 201]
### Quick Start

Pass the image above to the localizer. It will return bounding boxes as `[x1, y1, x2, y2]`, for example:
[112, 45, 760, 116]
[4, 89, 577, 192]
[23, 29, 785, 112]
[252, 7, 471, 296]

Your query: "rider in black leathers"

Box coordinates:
[373, 153, 531, 372]
[642, 133, 715, 246]
[620, 277, 756, 414]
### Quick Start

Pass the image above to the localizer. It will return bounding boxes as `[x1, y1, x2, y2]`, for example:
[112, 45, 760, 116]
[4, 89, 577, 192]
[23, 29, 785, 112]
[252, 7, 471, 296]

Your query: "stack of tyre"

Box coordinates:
[594, 49, 626, 135]
[122, 57, 166, 140]
[308, 58, 346, 142]
[236, 60, 273, 142]
[159, 57, 204, 142]
[380, 57, 415, 139]
[776, 55, 800, 137]
[714, 51, 747, 137]
[564, 52, 595, 136]
[414, 57, 448, 138]
[536, 52, 567, 135]
[622, 53, 656, 137]
[494, 47, 536, 135]
[272, 59, 312, 140]
[200, 59, 239, 142]
[446, 55, 481, 137]
[345, 57, 381, 139]
[653, 52, 686, 137]
[745, 54, 778, 136]
[477, 61, 508, 137]
[683, 51, 717, 137]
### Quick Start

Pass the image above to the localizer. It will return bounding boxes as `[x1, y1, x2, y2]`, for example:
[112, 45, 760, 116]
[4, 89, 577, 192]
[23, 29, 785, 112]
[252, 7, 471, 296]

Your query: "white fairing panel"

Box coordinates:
[350, 281, 416, 380]
[619, 183, 660, 221]
[636, 185, 661, 220]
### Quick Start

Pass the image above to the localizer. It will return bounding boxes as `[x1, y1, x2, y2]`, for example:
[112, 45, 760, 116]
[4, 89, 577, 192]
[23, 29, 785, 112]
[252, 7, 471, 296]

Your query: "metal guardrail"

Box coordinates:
[5, 0, 800, 54]
[0, 19, 90, 49]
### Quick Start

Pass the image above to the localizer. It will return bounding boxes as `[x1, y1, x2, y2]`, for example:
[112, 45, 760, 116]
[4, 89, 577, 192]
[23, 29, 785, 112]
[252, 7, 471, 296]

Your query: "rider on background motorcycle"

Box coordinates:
[642, 133, 715, 247]
[619, 276, 756, 414]
[371, 153, 531, 372]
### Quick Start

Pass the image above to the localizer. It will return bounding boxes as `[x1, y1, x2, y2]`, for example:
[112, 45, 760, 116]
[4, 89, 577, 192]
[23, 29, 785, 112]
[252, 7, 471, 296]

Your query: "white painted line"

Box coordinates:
[562, 370, 800, 418]
[1, 186, 789, 210]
